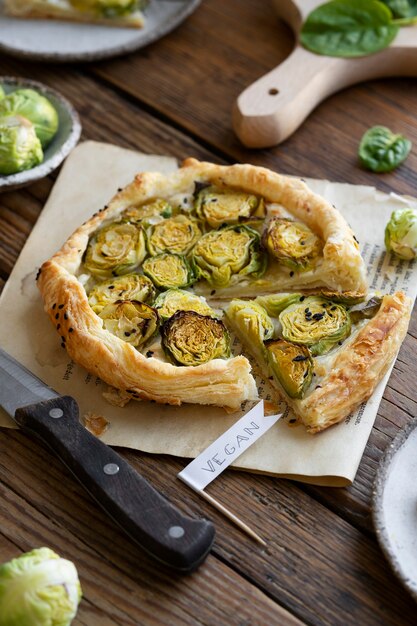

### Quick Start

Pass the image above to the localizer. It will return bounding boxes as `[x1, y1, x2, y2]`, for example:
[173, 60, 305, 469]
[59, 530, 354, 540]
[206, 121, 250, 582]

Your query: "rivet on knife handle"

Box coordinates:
[14, 396, 215, 573]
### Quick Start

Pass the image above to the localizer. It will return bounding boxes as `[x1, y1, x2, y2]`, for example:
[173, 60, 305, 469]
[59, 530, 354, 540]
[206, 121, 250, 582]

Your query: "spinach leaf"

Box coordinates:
[300, 0, 399, 57]
[381, 0, 417, 18]
[358, 126, 412, 172]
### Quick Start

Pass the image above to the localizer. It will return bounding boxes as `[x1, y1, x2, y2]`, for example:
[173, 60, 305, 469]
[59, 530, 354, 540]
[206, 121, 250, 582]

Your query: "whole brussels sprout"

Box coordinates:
[191, 224, 267, 288]
[254, 293, 303, 317]
[279, 296, 351, 356]
[0, 115, 43, 175]
[194, 185, 264, 228]
[147, 215, 202, 256]
[121, 199, 173, 224]
[99, 300, 159, 348]
[88, 273, 156, 314]
[154, 289, 215, 321]
[385, 207, 417, 260]
[265, 339, 313, 399]
[142, 253, 196, 289]
[0, 89, 58, 148]
[0, 547, 82, 626]
[263, 218, 322, 272]
[84, 222, 146, 278]
[161, 310, 231, 366]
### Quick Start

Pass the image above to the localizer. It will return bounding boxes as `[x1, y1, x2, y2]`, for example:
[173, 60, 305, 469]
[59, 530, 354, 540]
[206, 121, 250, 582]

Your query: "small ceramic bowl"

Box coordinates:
[373, 418, 417, 602]
[0, 76, 81, 192]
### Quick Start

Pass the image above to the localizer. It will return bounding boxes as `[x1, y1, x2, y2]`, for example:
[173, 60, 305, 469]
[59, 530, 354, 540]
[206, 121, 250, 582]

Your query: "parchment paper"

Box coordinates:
[1, 141, 416, 487]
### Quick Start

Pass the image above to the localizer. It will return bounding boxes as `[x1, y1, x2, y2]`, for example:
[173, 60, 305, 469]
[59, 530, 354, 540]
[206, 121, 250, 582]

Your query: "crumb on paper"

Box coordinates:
[264, 400, 280, 416]
[83, 412, 109, 437]
[102, 386, 134, 407]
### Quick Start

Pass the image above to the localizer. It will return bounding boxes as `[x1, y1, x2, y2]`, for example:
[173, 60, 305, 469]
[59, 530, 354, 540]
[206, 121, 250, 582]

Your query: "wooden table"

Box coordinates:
[1, 2, 416, 624]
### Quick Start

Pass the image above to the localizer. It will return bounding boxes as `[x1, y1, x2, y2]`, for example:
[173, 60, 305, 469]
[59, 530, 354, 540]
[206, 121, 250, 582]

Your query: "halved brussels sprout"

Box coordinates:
[147, 215, 202, 256]
[263, 218, 322, 272]
[121, 199, 173, 225]
[142, 253, 196, 289]
[84, 222, 146, 278]
[161, 310, 230, 366]
[0, 115, 43, 175]
[99, 300, 158, 348]
[319, 289, 366, 306]
[0, 89, 58, 148]
[385, 207, 417, 260]
[154, 289, 215, 321]
[279, 296, 351, 356]
[195, 185, 264, 228]
[265, 339, 313, 399]
[225, 299, 274, 360]
[191, 224, 266, 288]
[255, 293, 303, 317]
[88, 274, 156, 314]
[70, 0, 142, 17]
[349, 297, 382, 324]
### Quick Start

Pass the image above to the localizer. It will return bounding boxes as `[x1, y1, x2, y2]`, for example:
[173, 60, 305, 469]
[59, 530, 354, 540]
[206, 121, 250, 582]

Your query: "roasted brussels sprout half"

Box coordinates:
[70, 0, 143, 17]
[279, 296, 351, 356]
[147, 215, 202, 256]
[0, 115, 43, 175]
[99, 300, 158, 348]
[88, 273, 156, 314]
[254, 293, 303, 317]
[84, 222, 146, 278]
[0, 89, 58, 148]
[319, 289, 366, 306]
[225, 299, 274, 356]
[349, 297, 382, 324]
[385, 207, 417, 260]
[161, 310, 231, 366]
[265, 339, 313, 399]
[195, 185, 264, 228]
[154, 289, 215, 321]
[142, 253, 196, 289]
[191, 224, 266, 288]
[263, 218, 322, 272]
[121, 199, 173, 224]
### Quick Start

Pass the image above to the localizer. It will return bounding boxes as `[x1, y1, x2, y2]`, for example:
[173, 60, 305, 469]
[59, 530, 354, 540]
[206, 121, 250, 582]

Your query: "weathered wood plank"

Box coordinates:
[0, 428, 414, 626]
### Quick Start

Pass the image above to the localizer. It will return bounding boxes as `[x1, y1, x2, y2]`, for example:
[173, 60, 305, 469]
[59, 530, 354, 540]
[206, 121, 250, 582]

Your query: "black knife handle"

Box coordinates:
[14, 396, 215, 572]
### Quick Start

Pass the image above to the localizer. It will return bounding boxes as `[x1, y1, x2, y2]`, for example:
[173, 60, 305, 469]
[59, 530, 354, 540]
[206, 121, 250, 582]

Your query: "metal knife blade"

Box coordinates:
[0, 348, 215, 572]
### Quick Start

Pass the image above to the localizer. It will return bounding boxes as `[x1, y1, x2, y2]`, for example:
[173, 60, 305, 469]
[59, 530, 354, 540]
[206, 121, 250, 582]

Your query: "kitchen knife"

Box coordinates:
[0, 348, 215, 573]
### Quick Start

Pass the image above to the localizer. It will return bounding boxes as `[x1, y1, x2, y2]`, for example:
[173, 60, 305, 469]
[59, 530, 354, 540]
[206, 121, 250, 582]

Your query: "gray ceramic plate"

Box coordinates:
[0, 77, 81, 192]
[0, 0, 200, 62]
[373, 419, 417, 602]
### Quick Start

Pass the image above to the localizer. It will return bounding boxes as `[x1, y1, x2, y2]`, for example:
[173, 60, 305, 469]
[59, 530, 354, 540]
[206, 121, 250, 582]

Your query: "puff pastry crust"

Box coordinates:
[38, 159, 370, 415]
[5, 0, 145, 28]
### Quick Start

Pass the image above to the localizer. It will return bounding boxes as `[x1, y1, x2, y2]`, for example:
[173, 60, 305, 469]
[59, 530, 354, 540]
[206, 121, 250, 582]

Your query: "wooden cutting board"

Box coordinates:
[233, 0, 417, 148]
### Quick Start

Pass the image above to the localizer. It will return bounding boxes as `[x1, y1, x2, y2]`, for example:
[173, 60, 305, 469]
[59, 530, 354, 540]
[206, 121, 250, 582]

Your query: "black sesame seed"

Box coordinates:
[64, 313, 68, 320]
[315, 385, 322, 389]
[293, 355, 308, 362]
[118, 187, 122, 192]
[300, 296, 305, 302]
[108, 285, 115, 290]
[210, 290, 216, 296]
[289, 418, 297, 424]
[57, 324, 61, 330]
[52, 303, 56, 310]
[312, 312, 324, 321]
[290, 271, 294, 277]
[35, 268, 42, 280]
[55, 313, 59, 320]
[338, 341, 342, 346]
[268, 376, 273, 380]
[331, 306, 337, 311]
[313, 372, 316, 377]
[58, 304, 64, 309]
[69, 328, 74, 333]
[300, 241, 305, 246]
[146, 350, 154, 358]
[124, 331, 131, 337]
[305, 308, 310, 313]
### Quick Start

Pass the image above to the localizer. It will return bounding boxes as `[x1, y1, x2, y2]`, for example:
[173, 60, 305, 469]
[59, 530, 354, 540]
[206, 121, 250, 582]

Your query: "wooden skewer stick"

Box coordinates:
[193, 486, 267, 547]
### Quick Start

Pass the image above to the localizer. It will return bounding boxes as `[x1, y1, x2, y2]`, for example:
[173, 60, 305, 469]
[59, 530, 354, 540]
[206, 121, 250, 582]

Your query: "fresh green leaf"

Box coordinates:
[358, 125, 412, 172]
[300, 0, 399, 58]
[381, 0, 417, 18]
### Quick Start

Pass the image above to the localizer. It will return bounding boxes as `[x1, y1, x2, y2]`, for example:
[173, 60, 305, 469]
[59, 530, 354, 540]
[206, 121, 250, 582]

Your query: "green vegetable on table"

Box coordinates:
[385, 207, 417, 259]
[358, 126, 411, 172]
[300, 0, 417, 58]
[0, 115, 43, 175]
[0, 88, 58, 148]
[0, 547, 82, 626]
